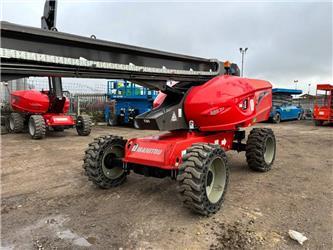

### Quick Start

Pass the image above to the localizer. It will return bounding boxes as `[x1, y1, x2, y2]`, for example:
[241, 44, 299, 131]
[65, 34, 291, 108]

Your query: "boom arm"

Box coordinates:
[40, 0, 65, 110]
[0, 21, 239, 90]
[41, 0, 57, 30]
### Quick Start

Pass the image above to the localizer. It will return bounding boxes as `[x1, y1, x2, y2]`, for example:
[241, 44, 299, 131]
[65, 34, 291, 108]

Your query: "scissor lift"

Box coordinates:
[104, 80, 157, 127]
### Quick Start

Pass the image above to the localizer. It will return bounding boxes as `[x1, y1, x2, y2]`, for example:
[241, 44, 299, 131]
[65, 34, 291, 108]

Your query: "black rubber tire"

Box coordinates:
[1, 115, 7, 127]
[297, 113, 302, 120]
[83, 135, 127, 188]
[108, 114, 117, 126]
[8, 113, 24, 133]
[177, 143, 229, 216]
[28, 115, 46, 139]
[118, 115, 125, 126]
[1, 125, 8, 135]
[76, 115, 92, 136]
[246, 128, 276, 172]
[53, 126, 65, 132]
[133, 120, 140, 129]
[272, 113, 281, 124]
[314, 120, 324, 126]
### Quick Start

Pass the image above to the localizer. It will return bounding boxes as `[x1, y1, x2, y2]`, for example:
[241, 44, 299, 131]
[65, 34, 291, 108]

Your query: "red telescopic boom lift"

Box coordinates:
[5, 0, 91, 139]
[0, 1, 276, 215]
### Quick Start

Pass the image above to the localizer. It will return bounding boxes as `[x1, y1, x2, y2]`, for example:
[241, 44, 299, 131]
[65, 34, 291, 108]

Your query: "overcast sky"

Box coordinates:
[1, 0, 332, 94]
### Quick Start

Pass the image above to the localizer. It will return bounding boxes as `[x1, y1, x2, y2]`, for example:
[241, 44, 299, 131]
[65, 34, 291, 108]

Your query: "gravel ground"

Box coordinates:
[1, 120, 332, 249]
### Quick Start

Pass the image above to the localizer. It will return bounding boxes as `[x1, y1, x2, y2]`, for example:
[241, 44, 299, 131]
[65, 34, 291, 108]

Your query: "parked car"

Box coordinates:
[269, 88, 303, 123]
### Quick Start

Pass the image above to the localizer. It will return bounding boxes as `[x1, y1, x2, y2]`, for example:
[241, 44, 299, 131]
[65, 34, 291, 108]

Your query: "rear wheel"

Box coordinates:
[272, 113, 281, 123]
[83, 135, 127, 188]
[246, 128, 276, 172]
[8, 113, 24, 133]
[108, 113, 118, 126]
[76, 115, 91, 136]
[133, 120, 140, 129]
[297, 113, 302, 120]
[177, 143, 229, 216]
[28, 115, 46, 139]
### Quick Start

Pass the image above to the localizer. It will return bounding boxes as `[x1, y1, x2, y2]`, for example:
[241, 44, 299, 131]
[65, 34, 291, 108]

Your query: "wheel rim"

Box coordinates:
[9, 117, 14, 130]
[275, 114, 280, 122]
[76, 117, 83, 129]
[205, 157, 226, 204]
[108, 116, 115, 126]
[264, 137, 275, 164]
[133, 120, 139, 129]
[28, 119, 35, 135]
[102, 145, 124, 179]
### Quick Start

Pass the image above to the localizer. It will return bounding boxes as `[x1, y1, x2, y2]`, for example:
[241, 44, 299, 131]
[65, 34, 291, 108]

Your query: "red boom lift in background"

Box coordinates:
[6, 0, 91, 139]
[313, 84, 333, 126]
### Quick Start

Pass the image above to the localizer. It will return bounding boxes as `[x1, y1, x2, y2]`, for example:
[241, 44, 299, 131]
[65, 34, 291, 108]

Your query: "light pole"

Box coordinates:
[239, 48, 248, 77]
[294, 80, 298, 89]
[308, 83, 311, 95]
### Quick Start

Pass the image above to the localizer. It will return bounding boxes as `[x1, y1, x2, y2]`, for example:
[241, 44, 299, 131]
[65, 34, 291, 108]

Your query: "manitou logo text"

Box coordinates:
[131, 144, 162, 155]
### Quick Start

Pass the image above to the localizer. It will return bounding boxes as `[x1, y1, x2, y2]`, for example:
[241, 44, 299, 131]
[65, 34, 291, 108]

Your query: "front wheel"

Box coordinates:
[76, 115, 92, 136]
[246, 128, 276, 172]
[272, 113, 281, 124]
[83, 135, 127, 188]
[177, 143, 229, 216]
[28, 115, 46, 139]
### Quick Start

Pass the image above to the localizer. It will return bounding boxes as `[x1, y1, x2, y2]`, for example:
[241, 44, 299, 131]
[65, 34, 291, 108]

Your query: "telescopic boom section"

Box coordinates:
[0, 21, 239, 89]
[41, 0, 57, 30]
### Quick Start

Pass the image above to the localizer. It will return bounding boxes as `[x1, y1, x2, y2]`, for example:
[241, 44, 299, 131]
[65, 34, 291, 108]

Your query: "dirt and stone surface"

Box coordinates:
[1, 120, 332, 249]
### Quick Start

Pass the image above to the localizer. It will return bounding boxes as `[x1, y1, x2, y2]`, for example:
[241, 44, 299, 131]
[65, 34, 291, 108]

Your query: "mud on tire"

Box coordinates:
[246, 128, 276, 172]
[83, 135, 127, 189]
[177, 143, 229, 216]
[28, 115, 46, 139]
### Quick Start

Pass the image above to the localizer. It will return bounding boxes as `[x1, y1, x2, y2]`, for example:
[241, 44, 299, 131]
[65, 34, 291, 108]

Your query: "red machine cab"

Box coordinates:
[313, 84, 333, 126]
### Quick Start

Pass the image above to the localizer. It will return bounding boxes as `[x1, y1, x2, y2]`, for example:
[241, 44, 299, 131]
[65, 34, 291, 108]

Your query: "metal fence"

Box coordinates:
[66, 93, 114, 122]
[293, 94, 326, 111]
[67, 93, 106, 114]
